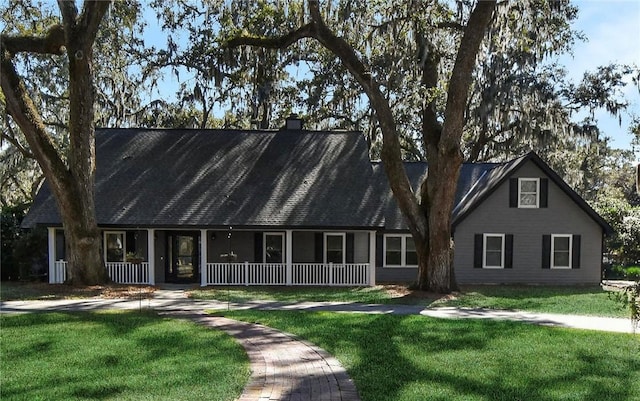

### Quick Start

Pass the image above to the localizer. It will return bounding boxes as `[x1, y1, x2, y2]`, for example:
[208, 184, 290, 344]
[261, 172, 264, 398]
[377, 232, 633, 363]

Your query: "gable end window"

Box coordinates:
[474, 233, 513, 269]
[518, 178, 539, 208]
[509, 178, 548, 208]
[383, 234, 418, 268]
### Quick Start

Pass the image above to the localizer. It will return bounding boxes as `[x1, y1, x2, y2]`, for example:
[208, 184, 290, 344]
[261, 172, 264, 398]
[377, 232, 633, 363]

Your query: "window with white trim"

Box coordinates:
[483, 234, 505, 269]
[104, 231, 125, 262]
[325, 233, 345, 264]
[264, 233, 284, 263]
[518, 178, 539, 208]
[551, 234, 572, 269]
[384, 234, 418, 267]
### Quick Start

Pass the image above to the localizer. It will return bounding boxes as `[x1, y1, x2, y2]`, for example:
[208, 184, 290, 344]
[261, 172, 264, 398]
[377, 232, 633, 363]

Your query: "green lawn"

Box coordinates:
[190, 284, 629, 318]
[0, 311, 249, 401]
[438, 285, 629, 318]
[221, 310, 640, 401]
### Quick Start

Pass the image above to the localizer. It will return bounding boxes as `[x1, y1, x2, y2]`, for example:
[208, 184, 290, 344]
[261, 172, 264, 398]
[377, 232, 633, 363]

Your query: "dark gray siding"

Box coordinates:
[453, 161, 602, 284]
[375, 232, 418, 283]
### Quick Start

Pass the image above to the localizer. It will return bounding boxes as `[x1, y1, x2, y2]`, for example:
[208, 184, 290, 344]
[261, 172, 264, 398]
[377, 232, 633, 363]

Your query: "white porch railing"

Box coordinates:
[205, 262, 370, 286]
[49, 261, 150, 284]
[51, 260, 67, 283]
[106, 262, 150, 284]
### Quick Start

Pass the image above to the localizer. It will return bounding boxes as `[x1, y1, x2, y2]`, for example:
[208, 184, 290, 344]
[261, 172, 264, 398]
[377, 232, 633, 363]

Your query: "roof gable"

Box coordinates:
[451, 152, 613, 234]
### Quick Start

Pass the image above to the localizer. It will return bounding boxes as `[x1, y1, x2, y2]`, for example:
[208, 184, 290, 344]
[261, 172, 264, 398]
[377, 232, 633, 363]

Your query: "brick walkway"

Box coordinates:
[168, 312, 361, 401]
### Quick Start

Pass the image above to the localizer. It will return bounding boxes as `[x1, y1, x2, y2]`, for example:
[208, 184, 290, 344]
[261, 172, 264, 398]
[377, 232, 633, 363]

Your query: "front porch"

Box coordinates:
[47, 228, 377, 286]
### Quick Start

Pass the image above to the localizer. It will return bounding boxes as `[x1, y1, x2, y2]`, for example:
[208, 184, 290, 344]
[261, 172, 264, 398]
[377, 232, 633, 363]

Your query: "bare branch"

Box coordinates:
[1, 123, 35, 159]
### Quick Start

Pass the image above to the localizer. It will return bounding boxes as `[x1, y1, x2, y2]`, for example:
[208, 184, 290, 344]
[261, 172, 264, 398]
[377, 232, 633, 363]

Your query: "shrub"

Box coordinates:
[624, 266, 640, 280]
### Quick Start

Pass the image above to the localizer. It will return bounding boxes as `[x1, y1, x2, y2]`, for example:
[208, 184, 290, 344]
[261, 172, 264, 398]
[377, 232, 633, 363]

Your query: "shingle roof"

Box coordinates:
[23, 128, 384, 229]
[23, 130, 612, 235]
[372, 161, 498, 230]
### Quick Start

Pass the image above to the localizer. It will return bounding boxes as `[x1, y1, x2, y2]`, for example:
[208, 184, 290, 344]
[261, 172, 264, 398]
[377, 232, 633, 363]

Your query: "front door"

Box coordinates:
[166, 232, 199, 283]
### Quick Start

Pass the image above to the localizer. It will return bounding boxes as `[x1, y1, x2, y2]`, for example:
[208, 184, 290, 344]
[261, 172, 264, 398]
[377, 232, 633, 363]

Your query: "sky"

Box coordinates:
[140, 1, 639, 157]
[555, 0, 639, 156]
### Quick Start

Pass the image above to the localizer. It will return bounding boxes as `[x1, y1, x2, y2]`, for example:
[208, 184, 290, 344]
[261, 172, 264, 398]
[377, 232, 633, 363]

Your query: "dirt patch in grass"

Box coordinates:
[378, 284, 459, 304]
[1, 281, 156, 301]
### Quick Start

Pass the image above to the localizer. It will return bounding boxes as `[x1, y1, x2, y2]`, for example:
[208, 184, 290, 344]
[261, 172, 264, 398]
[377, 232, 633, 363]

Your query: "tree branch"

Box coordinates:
[441, 0, 497, 152]
[1, 50, 70, 187]
[0, 24, 65, 55]
[78, 1, 111, 47]
[227, 22, 316, 49]
[1, 124, 35, 159]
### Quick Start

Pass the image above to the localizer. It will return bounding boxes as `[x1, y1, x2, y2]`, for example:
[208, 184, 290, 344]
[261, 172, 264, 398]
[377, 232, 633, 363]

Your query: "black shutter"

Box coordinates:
[572, 235, 581, 269]
[314, 233, 324, 263]
[509, 178, 518, 207]
[346, 233, 355, 263]
[254, 233, 263, 263]
[474, 234, 483, 268]
[376, 233, 384, 267]
[542, 235, 551, 269]
[540, 178, 549, 208]
[505, 234, 514, 269]
[126, 231, 135, 254]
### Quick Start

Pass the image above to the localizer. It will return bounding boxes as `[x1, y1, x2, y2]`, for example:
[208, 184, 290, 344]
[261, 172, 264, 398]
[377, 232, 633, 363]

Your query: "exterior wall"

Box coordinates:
[375, 233, 418, 283]
[353, 232, 370, 264]
[453, 161, 603, 285]
[207, 230, 256, 263]
[133, 230, 148, 257]
[292, 231, 315, 263]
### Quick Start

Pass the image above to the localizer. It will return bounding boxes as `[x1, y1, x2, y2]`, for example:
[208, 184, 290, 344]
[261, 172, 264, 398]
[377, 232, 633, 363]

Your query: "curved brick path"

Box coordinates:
[167, 312, 360, 401]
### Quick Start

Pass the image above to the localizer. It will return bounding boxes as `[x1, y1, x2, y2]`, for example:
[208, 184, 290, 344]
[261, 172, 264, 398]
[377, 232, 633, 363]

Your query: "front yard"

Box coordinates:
[189, 284, 630, 318]
[1, 283, 638, 400]
[1, 282, 631, 318]
[221, 310, 640, 401]
[0, 311, 249, 401]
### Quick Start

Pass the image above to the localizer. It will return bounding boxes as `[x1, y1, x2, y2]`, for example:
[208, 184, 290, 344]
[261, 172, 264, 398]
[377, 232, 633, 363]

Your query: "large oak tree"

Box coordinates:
[1, 0, 111, 285]
[228, 0, 496, 292]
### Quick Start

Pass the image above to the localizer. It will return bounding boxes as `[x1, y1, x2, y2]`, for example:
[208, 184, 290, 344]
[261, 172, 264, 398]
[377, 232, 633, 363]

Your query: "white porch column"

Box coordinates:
[147, 229, 155, 285]
[369, 231, 377, 286]
[200, 229, 208, 286]
[48, 227, 56, 284]
[285, 230, 293, 286]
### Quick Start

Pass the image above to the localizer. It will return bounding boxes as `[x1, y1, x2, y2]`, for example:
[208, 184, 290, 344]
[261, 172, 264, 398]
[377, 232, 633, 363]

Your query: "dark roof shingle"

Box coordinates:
[23, 128, 384, 228]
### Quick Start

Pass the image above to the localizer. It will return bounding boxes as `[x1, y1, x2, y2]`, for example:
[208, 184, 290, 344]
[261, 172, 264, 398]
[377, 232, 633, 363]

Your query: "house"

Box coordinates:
[375, 153, 613, 284]
[23, 118, 612, 286]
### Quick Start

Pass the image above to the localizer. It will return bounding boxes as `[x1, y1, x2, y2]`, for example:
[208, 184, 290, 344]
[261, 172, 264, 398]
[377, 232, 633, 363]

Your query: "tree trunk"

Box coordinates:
[1, 1, 111, 285]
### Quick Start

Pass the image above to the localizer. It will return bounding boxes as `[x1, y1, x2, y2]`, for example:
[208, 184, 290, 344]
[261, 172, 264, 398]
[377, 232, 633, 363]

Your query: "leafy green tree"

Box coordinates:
[226, 0, 498, 292]
[1, 0, 111, 285]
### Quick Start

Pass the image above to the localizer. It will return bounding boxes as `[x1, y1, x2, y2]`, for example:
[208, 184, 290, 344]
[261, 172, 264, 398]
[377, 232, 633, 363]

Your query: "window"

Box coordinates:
[264, 233, 284, 263]
[483, 234, 504, 268]
[518, 178, 539, 208]
[551, 234, 572, 269]
[104, 231, 125, 262]
[325, 233, 345, 264]
[384, 234, 418, 267]
[474, 233, 513, 269]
